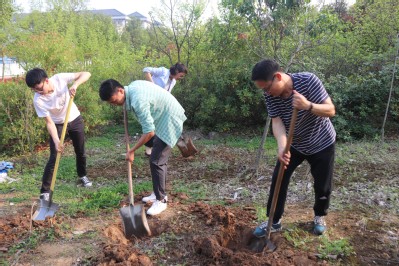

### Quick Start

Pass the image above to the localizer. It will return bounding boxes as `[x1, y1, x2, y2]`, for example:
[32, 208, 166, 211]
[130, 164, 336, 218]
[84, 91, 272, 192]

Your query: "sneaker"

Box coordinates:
[253, 219, 282, 238]
[314, 216, 327, 235]
[146, 200, 167, 216]
[40, 193, 50, 201]
[145, 146, 152, 157]
[79, 176, 92, 187]
[142, 192, 167, 203]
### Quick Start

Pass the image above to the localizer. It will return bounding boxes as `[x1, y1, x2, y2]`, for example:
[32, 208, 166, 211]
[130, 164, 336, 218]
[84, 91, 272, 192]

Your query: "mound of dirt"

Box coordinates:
[0, 207, 53, 253]
[97, 224, 153, 266]
[98, 244, 153, 266]
[190, 202, 323, 265]
[104, 225, 129, 245]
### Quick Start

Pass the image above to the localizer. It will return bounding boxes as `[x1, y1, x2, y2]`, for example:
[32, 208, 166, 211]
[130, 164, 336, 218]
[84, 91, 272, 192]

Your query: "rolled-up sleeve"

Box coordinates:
[143, 67, 163, 76]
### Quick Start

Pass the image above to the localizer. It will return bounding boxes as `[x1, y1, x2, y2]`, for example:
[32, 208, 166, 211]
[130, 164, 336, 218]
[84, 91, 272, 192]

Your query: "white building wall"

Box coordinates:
[0, 60, 25, 78]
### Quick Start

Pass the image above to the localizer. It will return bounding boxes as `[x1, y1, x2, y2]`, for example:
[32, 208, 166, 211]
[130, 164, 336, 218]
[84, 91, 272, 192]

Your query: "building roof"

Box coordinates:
[88, 9, 126, 17]
[129, 12, 147, 19]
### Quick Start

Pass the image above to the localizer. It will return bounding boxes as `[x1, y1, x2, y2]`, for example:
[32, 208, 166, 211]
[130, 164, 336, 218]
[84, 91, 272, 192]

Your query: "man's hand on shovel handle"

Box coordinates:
[278, 148, 291, 169]
[126, 149, 135, 162]
[55, 140, 65, 153]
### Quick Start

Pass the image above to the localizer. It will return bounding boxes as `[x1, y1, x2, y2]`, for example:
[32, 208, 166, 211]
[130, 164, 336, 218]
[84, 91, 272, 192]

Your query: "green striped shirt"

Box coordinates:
[124, 80, 187, 147]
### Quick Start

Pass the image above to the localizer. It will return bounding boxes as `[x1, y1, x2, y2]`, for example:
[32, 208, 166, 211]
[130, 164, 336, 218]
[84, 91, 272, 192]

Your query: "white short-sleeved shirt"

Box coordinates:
[33, 73, 80, 124]
[142, 67, 177, 93]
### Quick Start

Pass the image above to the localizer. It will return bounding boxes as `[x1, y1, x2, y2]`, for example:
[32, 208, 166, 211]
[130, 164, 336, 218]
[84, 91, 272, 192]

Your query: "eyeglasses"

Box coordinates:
[32, 82, 45, 92]
[263, 75, 275, 93]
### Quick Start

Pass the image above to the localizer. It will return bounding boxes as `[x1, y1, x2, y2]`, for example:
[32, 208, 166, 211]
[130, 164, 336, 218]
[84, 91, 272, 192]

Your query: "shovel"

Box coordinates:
[249, 108, 298, 252]
[32, 96, 75, 221]
[119, 106, 151, 238]
[176, 136, 198, 158]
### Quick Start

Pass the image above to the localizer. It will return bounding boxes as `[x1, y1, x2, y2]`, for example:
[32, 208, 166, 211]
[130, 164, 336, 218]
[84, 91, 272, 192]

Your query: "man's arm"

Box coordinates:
[44, 116, 62, 152]
[126, 131, 155, 162]
[68, 72, 91, 97]
[292, 90, 335, 117]
[272, 117, 290, 167]
[143, 72, 154, 83]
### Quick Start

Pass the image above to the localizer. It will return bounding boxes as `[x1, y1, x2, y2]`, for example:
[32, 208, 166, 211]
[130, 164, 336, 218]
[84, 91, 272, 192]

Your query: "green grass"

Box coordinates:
[8, 229, 48, 254]
[283, 228, 314, 251]
[254, 205, 267, 222]
[172, 179, 209, 201]
[199, 136, 277, 152]
[317, 235, 355, 259]
[0, 121, 154, 218]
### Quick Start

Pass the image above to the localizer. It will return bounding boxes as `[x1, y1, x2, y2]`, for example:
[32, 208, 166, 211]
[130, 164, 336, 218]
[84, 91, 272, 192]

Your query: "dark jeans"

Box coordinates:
[41, 115, 87, 193]
[148, 136, 172, 201]
[267, 143, 335, 223]
[144, 136, 154, 147]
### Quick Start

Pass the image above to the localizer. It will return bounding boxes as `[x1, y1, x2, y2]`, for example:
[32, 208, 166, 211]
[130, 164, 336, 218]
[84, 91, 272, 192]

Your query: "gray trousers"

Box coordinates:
[149, 136, 172, 201]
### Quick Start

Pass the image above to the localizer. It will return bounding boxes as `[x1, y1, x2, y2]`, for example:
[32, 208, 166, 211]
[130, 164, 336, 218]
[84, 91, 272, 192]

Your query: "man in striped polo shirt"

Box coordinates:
[99, 79, 187, 216]
[251, 59, 336, 236]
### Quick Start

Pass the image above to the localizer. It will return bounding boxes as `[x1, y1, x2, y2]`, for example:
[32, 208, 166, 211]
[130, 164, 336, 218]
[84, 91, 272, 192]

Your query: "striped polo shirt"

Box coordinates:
[264, 72, 336, 155]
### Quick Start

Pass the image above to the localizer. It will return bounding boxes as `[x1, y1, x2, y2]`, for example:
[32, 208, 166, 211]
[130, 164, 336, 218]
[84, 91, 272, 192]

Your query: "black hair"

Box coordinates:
[25, 68, 48, 88]
[170, 63, 188, 75]
[99, 79, 124, 101]
[251, 59, 280, 81]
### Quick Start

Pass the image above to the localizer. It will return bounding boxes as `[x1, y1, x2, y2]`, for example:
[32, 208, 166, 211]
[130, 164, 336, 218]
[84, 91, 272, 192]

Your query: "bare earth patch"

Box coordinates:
[1, 139, 399, 265]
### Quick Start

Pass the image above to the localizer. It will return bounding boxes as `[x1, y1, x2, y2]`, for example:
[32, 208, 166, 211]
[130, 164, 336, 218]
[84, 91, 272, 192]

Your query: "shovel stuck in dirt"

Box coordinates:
[248, 109, 298, 253]
[119, 107, 151, 238]
[32, 97, 76, 221]
[176, 136, 198, 158]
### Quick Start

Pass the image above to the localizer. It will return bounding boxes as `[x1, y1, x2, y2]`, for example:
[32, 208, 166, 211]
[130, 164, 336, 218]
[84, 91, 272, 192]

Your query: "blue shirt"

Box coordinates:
[124, 80, 187, 147]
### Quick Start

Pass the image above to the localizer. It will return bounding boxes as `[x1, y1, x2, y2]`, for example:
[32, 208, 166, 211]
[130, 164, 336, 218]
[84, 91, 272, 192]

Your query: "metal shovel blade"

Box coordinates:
[119, 204, 151, 238]
[32, 199, 60, 221]
[248, 236, 277, 253]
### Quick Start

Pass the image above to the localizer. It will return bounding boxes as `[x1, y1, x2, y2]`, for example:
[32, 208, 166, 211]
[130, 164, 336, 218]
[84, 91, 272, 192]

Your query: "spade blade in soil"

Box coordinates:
[119, 204, 151, 238]
[32, 199, 60, 221]
[248, 236, 277, 253]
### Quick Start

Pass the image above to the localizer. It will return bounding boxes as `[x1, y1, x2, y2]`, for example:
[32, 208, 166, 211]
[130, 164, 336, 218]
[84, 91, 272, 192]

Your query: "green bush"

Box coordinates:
[0, 79, 46, 154]
[327, 69, 398, 140]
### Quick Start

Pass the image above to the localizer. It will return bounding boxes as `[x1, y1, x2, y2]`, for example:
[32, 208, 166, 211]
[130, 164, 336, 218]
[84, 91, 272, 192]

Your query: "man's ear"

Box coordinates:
[274, 72, 282, 81]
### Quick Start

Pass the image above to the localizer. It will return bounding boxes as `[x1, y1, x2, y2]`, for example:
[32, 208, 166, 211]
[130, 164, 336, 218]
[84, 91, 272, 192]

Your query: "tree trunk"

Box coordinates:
[381, 33, 399, 142]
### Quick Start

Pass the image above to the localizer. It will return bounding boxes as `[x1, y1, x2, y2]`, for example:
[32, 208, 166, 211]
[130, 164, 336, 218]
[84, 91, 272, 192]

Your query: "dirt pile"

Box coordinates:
[191, 202, 323, 265]
[97, 224, 153, 266]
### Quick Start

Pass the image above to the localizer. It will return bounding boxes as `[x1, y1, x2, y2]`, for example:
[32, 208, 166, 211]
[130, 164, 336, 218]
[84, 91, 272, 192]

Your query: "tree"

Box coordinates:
[222, 0, 340, 70]
[148, 0, 207, 65]
[0, 0, 15, 80]
[0, 0, 14, 28]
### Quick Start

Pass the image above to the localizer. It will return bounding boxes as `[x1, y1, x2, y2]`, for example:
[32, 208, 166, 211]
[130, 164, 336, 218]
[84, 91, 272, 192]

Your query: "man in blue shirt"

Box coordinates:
[99, 79, 187, 216]
[251, 59, 336, 236]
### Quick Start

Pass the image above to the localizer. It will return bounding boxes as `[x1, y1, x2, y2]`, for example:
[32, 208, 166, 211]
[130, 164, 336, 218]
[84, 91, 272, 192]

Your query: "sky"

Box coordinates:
[14, 0, 357, 18]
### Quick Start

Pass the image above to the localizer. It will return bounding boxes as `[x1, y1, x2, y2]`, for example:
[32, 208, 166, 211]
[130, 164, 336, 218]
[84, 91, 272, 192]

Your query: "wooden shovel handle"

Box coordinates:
[123, 106, 135, 205]
[266, 108, 298, 238]
[49, 96, 75, 194]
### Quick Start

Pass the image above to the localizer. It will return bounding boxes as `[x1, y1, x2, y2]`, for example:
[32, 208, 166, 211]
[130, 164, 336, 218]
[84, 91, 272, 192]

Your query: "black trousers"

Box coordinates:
[41, 115, 87, 193]
[149, 136, 171, 201]
[267, 143, 335, 223]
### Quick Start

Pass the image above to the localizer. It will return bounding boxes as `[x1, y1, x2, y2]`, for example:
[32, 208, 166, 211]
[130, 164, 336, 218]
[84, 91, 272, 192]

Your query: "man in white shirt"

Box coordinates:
[25, 68, 93, 201]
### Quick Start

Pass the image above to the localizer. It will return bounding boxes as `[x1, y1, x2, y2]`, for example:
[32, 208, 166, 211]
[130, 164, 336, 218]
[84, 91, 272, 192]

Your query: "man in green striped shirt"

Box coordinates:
[99, 79, 187, 216]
